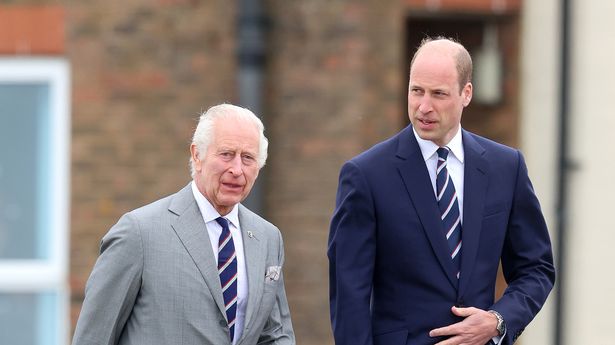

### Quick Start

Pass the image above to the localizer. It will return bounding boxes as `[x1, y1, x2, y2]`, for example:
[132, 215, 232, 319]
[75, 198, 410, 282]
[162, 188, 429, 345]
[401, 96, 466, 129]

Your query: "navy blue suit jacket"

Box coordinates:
[328, 125, 555, 345]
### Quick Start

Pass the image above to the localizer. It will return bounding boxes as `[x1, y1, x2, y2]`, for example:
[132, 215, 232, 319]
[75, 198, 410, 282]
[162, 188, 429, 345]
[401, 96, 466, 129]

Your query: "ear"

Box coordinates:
[190, 144, 201, 171]
[462, 82, 473, 107]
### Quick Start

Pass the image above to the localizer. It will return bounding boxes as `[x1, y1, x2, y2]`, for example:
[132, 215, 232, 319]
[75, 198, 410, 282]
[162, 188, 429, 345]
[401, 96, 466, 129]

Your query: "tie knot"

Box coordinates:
[437, 147, 450, 160]
[215, 217, 229, 230]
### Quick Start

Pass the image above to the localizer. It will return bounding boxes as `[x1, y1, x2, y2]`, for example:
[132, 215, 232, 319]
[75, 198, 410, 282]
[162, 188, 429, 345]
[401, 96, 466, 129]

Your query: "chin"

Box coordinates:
[222, 197, 242, 205]
[416, 131, 435, 141]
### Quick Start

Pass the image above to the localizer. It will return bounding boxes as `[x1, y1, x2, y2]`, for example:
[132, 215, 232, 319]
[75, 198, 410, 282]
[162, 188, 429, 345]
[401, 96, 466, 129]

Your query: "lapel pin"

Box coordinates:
[247, 231, 254, 238]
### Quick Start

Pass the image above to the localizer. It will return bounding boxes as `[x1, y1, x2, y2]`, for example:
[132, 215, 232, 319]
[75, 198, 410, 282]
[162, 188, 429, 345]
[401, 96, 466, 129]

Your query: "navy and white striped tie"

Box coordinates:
[436, 147, 462, 279]
[215, 217, 238, 341]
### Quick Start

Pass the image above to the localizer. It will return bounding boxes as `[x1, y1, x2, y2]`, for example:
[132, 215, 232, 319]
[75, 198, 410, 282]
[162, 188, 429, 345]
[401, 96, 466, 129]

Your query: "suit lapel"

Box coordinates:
[458, 131, 489, 297]
[237, 205, 267, 339]
[168, 184, 227, 318]
[396, 126, 459, 289]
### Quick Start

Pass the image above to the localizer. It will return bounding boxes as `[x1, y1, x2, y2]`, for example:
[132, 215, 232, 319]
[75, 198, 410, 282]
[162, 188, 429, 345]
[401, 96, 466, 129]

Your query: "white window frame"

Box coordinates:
[0, 57, 70, 345]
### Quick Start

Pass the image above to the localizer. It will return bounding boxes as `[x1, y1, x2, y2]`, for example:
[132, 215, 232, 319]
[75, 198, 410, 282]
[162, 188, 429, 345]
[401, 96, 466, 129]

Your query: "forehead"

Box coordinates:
[410, 46, 459, 88]
[211, 117, 259, 150]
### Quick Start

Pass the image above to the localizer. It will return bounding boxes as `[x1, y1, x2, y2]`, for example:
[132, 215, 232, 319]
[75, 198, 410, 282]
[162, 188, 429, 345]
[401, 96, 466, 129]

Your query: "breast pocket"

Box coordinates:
[261, 265, 282, 302]
[263, 276, 279, 292]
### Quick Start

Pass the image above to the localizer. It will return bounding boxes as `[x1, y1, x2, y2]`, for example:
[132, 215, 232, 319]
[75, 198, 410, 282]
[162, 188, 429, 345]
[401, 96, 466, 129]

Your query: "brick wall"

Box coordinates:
[264, 1, 404, 343]
[0, 5, 64, 54]
[63, 0, 238, 332]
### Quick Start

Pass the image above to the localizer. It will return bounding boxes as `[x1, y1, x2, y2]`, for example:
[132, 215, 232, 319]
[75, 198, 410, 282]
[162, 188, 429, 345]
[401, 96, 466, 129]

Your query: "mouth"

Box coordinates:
[221, 182, 244, 192]
[417, 118, 437, 128]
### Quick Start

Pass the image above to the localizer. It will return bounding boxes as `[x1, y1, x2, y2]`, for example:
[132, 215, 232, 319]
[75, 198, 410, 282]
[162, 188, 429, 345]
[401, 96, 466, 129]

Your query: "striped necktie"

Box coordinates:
[215, 217, 238, 341]
[436, 147, 462, 279]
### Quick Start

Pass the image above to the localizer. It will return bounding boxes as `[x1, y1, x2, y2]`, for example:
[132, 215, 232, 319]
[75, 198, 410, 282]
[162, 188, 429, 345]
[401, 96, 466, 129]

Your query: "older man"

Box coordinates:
[73, 104, 295, 345]
[328, 37, 555, 345]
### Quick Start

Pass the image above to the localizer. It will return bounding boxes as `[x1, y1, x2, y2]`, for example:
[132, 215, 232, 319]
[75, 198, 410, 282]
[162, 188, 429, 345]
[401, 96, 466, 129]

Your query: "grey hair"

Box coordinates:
[189, 103, 268, 178]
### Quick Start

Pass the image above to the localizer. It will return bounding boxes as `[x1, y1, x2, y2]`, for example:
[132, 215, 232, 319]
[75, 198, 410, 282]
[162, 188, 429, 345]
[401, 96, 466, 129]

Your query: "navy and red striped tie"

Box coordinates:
[215, 217, 238, 341]
[436, 147, 462, 279]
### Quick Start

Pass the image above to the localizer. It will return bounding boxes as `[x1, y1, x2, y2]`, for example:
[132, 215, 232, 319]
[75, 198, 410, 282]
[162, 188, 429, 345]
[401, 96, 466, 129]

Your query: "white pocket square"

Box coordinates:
[265, 266, 281, 282]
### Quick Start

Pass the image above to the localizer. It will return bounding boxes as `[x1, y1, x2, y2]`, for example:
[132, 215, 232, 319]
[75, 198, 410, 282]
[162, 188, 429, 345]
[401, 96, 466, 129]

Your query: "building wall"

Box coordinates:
[62, 0, 239, 332]
[264, 1, 404, 343]
[519, 0, 560, 343]
[522, 0, 615, 344]
[565, 0, 615, 343]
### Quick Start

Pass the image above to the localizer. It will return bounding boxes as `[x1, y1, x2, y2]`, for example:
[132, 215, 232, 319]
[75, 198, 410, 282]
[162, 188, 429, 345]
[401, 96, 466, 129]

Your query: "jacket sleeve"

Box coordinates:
[492, 150, 556, 344]
[328, 161, 377, 345]
[71, 213, 144, 345]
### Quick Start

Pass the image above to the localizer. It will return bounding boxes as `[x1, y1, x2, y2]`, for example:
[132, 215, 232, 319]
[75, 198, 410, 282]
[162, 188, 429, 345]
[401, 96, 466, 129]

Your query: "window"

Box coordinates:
[0, 58, 70, 345]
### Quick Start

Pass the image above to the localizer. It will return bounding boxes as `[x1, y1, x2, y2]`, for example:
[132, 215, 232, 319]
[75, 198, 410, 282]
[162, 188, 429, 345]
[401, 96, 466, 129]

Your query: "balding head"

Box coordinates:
[410, 37, 473, 94]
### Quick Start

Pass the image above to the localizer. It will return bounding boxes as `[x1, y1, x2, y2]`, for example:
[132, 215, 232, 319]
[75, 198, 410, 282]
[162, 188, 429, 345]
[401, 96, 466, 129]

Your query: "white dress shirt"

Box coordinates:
[413, 126, 465, 223]
[191, 181, 248, 344]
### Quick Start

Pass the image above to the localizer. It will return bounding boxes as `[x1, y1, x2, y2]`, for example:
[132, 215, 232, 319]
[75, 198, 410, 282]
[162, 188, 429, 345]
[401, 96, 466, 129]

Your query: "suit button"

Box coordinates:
[219, 320, 227, 327]
[456, 299, 465, 307]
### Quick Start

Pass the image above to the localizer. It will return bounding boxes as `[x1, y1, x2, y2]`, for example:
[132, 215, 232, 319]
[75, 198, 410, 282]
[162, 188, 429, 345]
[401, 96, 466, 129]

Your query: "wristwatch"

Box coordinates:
[488, 310, 506, 336]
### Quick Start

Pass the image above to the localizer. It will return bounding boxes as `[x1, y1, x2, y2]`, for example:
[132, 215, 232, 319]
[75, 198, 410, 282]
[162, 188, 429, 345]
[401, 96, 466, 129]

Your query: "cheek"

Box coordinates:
[206, 161, 227, 176]
[440, 104, 459, 119]
[201, 169, 223, 187]
[245, 168, 259, 184]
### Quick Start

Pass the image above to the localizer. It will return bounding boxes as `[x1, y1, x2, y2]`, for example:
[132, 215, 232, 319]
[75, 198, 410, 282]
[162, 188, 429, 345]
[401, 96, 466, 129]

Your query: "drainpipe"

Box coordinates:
[237, 0, 267, 215]
[555, 0, 571, 343]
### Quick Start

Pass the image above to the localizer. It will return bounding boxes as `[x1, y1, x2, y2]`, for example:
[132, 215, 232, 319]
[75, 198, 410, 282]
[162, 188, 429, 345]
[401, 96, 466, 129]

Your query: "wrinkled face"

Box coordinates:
[408, 46, 472, 146]
[191, 117, 260, 215]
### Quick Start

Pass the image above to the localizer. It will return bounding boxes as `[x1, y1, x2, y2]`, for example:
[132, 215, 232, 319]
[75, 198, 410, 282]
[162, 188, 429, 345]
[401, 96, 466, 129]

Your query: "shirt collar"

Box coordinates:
[191, 181, 240, 228]
[412, 126, 464, 163]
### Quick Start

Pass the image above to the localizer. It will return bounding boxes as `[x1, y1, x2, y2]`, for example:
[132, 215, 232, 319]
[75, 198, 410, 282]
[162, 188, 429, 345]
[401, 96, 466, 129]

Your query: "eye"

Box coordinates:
[241, 154, 256, 165]
[219, 151, 234, 160]
[410, 87, 423, 95]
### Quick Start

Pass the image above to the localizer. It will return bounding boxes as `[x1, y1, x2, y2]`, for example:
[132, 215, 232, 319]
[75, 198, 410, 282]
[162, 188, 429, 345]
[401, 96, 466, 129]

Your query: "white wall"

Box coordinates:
[565, 0, 615, 343]
[519, 0, 560, 343]
[522, 0, 615, 344]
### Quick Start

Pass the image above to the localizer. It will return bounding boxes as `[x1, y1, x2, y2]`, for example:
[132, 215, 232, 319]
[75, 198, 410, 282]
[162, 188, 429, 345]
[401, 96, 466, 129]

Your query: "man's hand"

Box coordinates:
[429, 306, 499, 345]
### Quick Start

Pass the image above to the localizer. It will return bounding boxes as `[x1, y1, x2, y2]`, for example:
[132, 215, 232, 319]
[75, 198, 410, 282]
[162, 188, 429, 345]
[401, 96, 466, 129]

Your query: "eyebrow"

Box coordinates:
[217, 146, 258, 155]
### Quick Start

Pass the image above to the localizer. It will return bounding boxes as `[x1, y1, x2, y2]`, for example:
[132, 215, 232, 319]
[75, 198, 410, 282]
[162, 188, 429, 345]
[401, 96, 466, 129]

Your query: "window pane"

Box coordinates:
[0, 292, 58, 345]
[0, 84, 50, 259]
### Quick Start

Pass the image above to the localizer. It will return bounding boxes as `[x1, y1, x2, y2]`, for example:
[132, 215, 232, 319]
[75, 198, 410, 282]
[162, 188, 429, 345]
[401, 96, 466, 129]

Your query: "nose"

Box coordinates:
[417, 95, 432, 114]
[228, 155, 244, 176]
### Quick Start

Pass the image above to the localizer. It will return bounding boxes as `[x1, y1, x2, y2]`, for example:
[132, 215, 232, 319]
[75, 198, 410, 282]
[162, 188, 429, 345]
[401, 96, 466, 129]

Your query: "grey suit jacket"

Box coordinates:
[72, 184, 295, 345]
